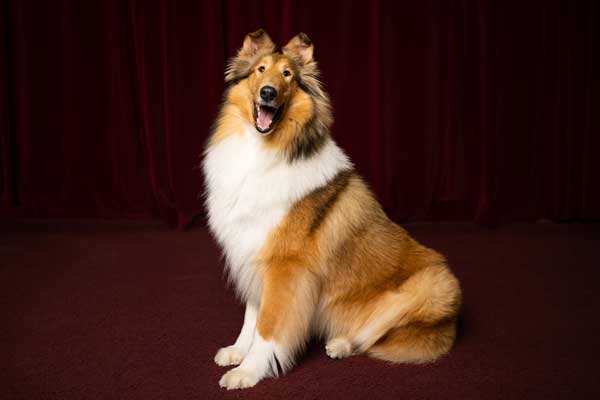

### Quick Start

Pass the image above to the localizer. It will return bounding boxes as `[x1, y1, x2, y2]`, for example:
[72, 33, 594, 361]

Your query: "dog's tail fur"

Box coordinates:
[356, 263, 461, 363]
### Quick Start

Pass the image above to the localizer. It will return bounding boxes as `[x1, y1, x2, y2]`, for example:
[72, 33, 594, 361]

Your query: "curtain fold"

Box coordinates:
[1, 0, 599, 228]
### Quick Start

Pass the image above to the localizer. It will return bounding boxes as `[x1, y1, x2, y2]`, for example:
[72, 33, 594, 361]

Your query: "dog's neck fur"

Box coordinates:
[203, 124, 352, 303]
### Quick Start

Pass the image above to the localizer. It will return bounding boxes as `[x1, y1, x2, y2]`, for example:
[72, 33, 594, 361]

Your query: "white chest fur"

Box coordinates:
[202, 126, 351, 303]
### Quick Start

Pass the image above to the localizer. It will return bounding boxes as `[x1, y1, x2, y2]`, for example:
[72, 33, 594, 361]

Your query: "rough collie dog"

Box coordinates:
[203, 29, 461, 390]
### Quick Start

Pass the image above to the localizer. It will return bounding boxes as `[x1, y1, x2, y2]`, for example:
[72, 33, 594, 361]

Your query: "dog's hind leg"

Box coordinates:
[218, 262, 319, 390]
[214, 302, 258, 366]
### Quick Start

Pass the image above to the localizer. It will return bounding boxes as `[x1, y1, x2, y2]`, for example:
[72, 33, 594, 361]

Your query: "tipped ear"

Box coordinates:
[240, 28, 275, 58]
[283, 32, 314, 65]
[225, 29, 275, 83]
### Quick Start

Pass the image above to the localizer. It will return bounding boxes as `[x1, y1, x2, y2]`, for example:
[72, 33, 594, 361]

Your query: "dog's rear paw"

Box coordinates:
[214, 346, 246, 366]
[326, 337, 353, 359]
[219, 368, 259, 390]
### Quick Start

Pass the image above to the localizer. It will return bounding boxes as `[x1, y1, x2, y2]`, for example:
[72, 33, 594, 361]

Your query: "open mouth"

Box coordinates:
[254, 103, 284, 134]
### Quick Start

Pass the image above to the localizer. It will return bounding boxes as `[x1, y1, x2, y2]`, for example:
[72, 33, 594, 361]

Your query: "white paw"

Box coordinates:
[219, 368, 259, 390]
[214, 346, 246, 367]
[326, 338, 353, 359]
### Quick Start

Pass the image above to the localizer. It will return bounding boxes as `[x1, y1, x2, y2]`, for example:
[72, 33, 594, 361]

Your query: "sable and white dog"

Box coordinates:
[203, 29, 461, 390]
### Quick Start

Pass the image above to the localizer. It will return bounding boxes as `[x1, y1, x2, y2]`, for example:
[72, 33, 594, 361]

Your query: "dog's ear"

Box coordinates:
[240, 29, 276, 58]
[283, 33, 314, 65]
[225, 29, 275, 83]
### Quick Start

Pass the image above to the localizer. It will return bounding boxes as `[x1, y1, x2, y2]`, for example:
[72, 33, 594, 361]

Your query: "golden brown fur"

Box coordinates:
[257, 171, 461, 363]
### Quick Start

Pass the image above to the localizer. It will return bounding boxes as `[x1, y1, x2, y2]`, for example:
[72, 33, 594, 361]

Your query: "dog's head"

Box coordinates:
[225, 29, 325, 137]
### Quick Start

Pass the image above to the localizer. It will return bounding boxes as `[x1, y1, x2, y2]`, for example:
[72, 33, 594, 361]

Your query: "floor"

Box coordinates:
[1, 220, 599, 399]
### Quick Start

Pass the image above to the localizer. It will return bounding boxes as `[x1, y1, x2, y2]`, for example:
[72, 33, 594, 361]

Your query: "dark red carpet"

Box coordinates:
[2, 221, 599, 399]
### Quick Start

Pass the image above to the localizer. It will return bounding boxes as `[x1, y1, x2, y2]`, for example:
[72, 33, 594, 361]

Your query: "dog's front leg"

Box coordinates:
[214, 302, 258, 366]
[219, 263, 317, 390]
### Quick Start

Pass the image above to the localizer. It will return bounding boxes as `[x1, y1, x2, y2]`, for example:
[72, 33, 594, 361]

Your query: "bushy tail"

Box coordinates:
[401, 263, 462, 325]
[356, 263, 461, 356]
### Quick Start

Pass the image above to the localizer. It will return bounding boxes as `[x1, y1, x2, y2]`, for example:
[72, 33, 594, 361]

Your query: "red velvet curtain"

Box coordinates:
[1, 0, 599, 228]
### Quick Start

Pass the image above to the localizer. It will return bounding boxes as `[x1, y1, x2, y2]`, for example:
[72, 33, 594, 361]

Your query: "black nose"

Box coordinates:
[260, 86, 277, 102]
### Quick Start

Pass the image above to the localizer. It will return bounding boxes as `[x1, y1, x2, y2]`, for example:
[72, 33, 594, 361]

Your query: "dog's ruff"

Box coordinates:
[204, 129, 351, 305]
[203, 29, 461, 390]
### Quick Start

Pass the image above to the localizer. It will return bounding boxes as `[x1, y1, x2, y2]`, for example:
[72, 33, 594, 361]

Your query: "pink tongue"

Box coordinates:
[257, 107, 275, 130]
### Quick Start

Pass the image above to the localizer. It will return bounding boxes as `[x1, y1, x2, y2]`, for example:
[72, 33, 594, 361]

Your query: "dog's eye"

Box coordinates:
[283, 70, 291, 77]
[258, 66, 265, 73]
